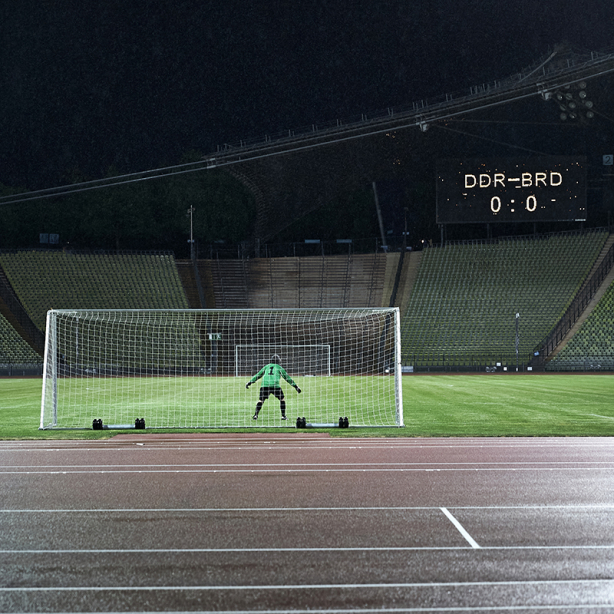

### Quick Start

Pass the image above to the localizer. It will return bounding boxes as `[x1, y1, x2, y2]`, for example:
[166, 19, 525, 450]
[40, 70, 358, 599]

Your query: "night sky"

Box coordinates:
[2, 0, 614, 190]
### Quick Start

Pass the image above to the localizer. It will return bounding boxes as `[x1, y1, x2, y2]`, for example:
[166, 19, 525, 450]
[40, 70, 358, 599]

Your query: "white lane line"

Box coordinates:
[440, 508, 481, 549]
[2, 440, 614, 447]
[2, 545, 614, 554]
[2, 504, 614, 513]
[0, 608, 606, 614]
[2, 442, 613, 452]
[2, 461, 613, 469]
[1, 578, 613, 592]
[1, 466, 613, 474]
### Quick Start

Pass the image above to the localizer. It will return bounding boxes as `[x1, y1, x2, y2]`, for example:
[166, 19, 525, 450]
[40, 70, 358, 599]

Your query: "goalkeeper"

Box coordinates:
[246, 354, 301, 420]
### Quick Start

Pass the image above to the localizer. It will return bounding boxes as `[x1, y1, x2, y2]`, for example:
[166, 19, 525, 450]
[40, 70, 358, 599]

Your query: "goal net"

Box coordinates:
[40, 308, 403, 429]
[235, 344, 331, 377]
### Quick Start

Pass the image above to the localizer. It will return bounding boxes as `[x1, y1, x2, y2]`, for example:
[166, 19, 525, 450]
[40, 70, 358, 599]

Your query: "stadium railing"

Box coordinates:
[0, 312, 42, 365]
[0, 362, 43, 377]
[546, 277, 614, 371]
[0, 265, 44, 355]
[536, 235, 614, 363]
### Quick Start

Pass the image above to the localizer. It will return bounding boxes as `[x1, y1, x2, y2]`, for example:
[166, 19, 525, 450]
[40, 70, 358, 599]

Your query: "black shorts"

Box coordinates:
[259, 386, 284, 402]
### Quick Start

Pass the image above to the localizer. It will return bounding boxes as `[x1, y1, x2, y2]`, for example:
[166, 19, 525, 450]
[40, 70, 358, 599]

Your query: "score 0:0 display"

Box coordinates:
[490, 194, 537, 214]
[436, 157, 586, 224]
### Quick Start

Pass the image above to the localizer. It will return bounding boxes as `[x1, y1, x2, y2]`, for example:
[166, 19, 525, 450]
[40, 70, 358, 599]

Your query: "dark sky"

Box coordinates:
[2, 0, 614, 189]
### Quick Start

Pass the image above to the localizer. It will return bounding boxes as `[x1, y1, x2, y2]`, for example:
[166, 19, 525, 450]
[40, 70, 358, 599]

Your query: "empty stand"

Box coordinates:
[6, 233, 612, 374]
[204, 253, 387, 309]
[0, 250, 189, 331]
[210, 259, 251, 308]
[175, 260, 208, 309]
[548, 277, 614, 371]
[0, 311, 41, 367]
[400, 231, 608, 369]
[0, 266, 44, 356]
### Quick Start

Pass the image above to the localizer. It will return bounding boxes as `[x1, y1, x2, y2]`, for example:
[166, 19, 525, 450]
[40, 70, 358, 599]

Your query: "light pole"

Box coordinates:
[515, 312, 520, 371]
[187, 206, 195, 261]
[403, 206, 408, 251]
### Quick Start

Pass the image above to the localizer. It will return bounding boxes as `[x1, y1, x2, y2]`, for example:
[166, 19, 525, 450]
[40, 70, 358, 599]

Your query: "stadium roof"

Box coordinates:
[210, 45, 614, 240]
[3, 45, 614, 242]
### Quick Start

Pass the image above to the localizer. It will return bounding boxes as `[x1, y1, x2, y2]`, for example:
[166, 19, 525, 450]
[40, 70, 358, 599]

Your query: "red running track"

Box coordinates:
[1, 434, 614, 612]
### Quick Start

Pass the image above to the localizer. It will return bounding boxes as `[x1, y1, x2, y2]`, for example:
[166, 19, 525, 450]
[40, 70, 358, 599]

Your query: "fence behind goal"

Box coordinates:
[41, 308, 403, 429]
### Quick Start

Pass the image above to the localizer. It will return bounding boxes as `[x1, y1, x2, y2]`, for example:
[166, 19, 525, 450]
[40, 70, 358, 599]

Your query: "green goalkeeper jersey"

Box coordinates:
[249, 363, 297, 388]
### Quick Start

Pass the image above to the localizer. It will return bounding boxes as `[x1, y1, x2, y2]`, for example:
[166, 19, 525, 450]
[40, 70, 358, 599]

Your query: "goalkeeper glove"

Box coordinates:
[294, 385, 302, 393]
[246, 382, 252, 389]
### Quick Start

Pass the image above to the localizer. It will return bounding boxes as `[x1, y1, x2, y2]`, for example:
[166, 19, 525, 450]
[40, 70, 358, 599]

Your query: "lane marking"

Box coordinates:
[2, 504, 614, 513]
[2, 441, 613, 448]
[2, 544, 614, 554]
[0, 607, 605, 613]
[2, 466, 613, 475]
[1, 578, 613, 592]
[441, 508, 481, 549]
[2, 461, 613, 469]
[1, 440, 613, 453]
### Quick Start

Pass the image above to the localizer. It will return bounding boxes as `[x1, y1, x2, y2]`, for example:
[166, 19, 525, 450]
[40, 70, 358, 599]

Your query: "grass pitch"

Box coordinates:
[41, 375, 398, 430]
[405, 374, 614, 436]
[2, 373, 614, 439]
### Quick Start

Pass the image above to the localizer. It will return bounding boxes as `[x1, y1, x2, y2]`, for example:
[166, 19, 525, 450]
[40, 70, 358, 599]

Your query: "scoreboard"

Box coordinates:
[436, 157, 586, 224]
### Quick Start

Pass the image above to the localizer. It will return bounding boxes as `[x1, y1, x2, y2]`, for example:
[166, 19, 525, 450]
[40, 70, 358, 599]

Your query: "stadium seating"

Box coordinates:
[3, 232, 614, 373]
[209, 259, 251, 308]
[400, 231, 608, 368]
[0, 250, 189, 331]
[0, 311, 41, 365]
[203, 253, 388, 309]
[547, 278, 614, 371]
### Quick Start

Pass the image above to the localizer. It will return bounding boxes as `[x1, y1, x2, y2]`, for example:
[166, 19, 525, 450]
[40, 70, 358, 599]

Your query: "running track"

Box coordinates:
[1, 434, 614, 612]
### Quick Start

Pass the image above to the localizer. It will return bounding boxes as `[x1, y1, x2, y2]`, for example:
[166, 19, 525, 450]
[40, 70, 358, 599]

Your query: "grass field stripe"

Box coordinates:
[2, 578, 614, 591]
[7, 374, 614, 439]
[440, 507, 480, 549]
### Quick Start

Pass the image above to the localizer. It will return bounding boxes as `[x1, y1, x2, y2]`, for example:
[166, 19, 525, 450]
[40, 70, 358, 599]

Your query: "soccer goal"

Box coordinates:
[40, 308, 403, 429]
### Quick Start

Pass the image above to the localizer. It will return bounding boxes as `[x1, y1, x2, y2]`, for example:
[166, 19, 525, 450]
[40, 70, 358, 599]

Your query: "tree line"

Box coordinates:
[0, 165, 257, 257]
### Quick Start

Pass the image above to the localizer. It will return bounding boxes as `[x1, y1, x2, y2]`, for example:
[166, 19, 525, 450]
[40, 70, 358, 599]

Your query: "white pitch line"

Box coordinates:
[440, 508, 481, 549]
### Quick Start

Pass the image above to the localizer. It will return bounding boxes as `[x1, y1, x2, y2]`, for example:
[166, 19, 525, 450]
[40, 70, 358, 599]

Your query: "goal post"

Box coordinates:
[40, 308, 403, 429]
